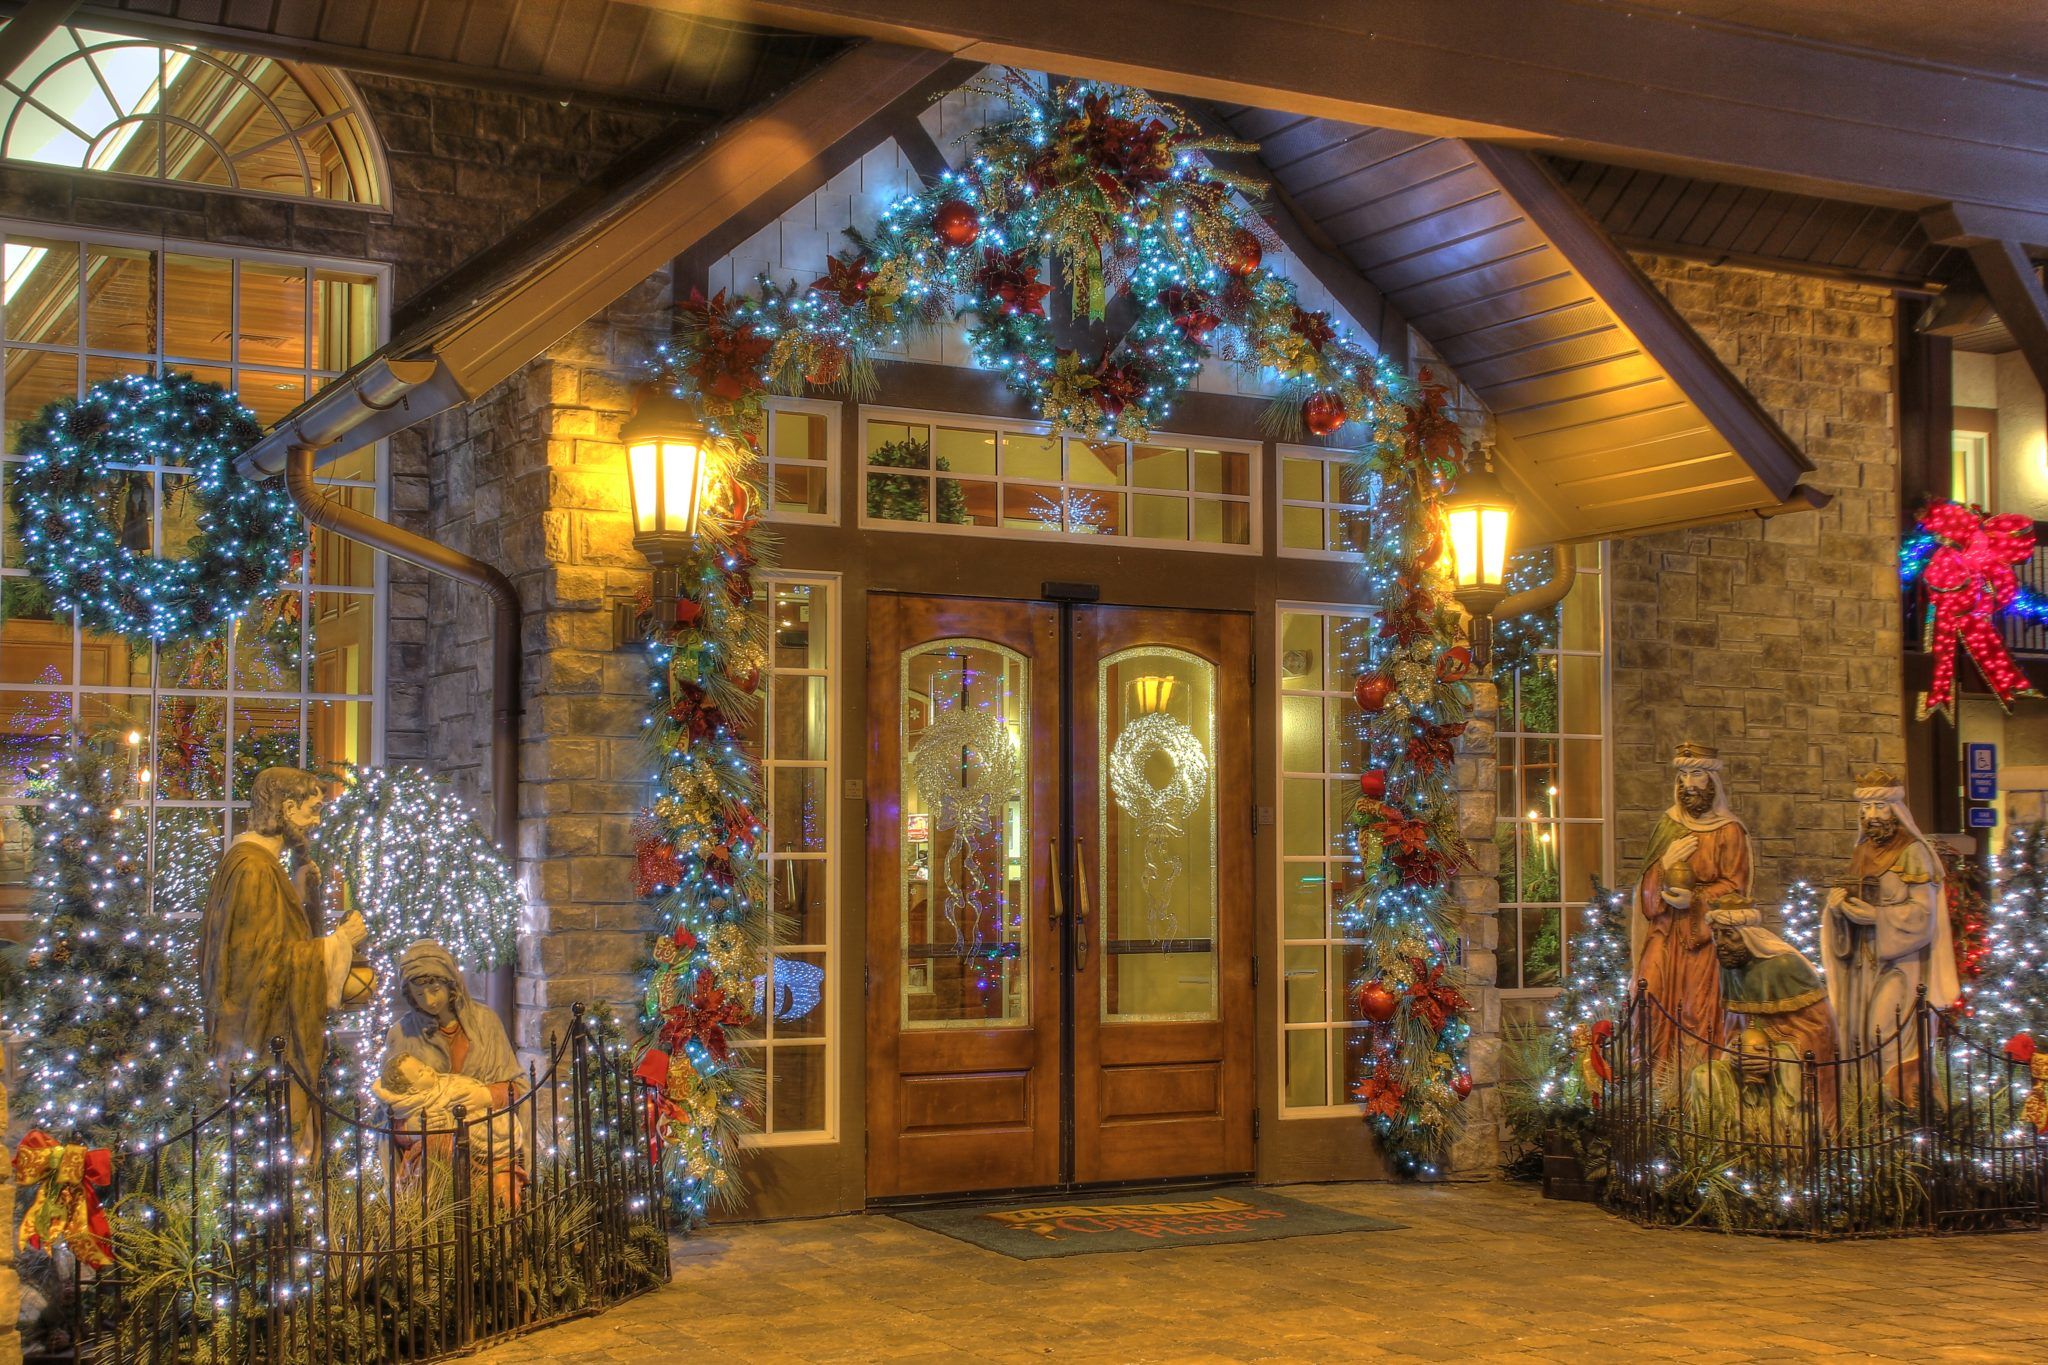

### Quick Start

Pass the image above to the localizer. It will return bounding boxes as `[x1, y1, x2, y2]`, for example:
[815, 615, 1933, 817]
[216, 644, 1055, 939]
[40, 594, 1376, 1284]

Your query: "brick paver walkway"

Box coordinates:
[476, 1181, 2045, 1362]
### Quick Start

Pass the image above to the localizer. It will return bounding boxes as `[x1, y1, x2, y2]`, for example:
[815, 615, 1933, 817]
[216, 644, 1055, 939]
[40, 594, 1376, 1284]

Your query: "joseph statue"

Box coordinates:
[1633, 741, 1753, 1071]
[199, 767, 365, 1143]
[1822, 766, 1957, 1064]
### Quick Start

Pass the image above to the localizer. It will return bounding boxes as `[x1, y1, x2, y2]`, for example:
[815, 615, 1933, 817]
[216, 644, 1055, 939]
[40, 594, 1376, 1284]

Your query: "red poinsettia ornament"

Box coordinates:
[1219, 226, 1263, 277]
[934, 199, 981, 248]
[1354, 674, 1393, 712]
[809, 253, 877, 306]
[973, 248, 1053, 316]
[1356, 980, 1398, 1022]
[1302, 391, 1347, 437]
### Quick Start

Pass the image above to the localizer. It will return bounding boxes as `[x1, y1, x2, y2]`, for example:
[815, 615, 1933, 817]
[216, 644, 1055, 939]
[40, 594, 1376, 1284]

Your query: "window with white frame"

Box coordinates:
[738, 573, 837, 1141]
[0, 225, 386, 943]
[859, 407, 1258, 551]
[763, 398, 838, 524]
[1276, 603, 1375, 1114]
[1277, 444, 1371, 560]
[1495, 544, 1610, 993]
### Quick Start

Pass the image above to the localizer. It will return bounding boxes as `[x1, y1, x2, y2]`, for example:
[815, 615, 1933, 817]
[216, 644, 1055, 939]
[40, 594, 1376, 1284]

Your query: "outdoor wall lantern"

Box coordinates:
[617, 389, 719, 645]
[1442, 442, 1517, 669]
[1129, 675, 1180, 715]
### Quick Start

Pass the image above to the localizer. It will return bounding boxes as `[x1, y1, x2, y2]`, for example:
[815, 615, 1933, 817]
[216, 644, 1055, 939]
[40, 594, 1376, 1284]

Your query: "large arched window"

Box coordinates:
[0, 25, 384, 205]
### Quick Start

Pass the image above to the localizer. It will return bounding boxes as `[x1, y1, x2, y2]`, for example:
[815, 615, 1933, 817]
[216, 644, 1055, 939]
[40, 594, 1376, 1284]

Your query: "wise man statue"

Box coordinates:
[1708, 901, 1838, 1126]
[199, 767, 365, 1147]
[1822, 766, 1958, 1064]
[1633, 741, 1753, 1070]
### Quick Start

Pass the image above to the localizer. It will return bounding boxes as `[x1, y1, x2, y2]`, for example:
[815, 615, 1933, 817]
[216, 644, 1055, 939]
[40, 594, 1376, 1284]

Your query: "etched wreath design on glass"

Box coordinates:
[907, 693, 1019, 950]
[1108, 709, 1210, 941]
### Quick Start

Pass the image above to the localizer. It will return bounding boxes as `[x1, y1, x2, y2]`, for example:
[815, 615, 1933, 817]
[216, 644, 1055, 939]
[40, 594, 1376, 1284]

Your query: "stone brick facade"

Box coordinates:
[417, 275, 674, 1051]
[1452, 680, 1502, 1177]
[1610, 256, 1905, 900]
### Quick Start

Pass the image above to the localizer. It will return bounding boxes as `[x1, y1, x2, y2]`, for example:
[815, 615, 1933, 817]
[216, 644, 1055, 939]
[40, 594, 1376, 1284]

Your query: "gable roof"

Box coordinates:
[1222, 109, 1823, 544]
[243, 62, 1825, 544]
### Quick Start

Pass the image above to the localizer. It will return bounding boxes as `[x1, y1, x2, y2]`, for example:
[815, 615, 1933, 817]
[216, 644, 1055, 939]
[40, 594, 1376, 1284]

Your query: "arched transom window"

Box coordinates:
[0, 25, 384, 205]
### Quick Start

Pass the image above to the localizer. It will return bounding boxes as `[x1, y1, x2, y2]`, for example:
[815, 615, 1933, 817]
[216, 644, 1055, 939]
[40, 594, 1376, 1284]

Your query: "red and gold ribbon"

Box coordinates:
[13, 1130, 114, 1269]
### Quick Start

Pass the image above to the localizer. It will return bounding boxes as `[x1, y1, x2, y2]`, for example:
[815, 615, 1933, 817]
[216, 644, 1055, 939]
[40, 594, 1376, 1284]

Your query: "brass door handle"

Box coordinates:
[1047, 836, 1065, 928]
[1074, 834, 1093, 971]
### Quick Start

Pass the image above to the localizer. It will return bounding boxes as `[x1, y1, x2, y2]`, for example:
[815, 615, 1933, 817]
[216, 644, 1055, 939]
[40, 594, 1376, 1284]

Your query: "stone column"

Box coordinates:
[1449, 677, 1502, 1178]
[0, 1039, 19, 1365]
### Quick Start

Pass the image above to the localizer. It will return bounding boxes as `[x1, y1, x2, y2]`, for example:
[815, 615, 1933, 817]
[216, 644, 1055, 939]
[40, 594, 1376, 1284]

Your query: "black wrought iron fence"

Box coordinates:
[1600, 984, 2044, 1237]
[60, 1004, 668, 1365]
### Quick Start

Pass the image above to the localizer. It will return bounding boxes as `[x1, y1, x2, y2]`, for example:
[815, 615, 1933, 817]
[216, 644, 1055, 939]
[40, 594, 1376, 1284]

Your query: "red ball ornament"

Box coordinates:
[1451, 1072, 1473, 1100]
[1356, 981, 1398, 1023]
[1358, 770, 1387, 802]
[1354, 674, 1393, 713]
[934, 199, 980, 249]
[1302, 391, 1347, 437]
[1220, 226, 1262, 277]
[2009, 1032, 2037, 1064]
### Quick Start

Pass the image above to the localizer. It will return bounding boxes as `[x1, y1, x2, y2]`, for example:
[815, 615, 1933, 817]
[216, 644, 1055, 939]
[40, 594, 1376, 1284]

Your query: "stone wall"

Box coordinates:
[1452, 680, 1503, 1177]
[421, 280, 671, 1052]
[1610, 256, 1905, 900]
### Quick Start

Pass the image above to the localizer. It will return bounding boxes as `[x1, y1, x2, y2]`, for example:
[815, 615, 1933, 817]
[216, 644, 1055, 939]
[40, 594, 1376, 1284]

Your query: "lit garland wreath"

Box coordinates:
[7, 371, 298, 644]
[641, 73, 1476, 1184]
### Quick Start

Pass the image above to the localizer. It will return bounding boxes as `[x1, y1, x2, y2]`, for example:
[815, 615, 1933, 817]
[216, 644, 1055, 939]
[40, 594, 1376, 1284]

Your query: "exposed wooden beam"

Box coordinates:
[1184, 100, 1407, 367]
[0, 1, 80, 80]
[646, 0, 2048, 216]
[1469, 142, 1813, 503]
[1922, 203, 2048, 396]
[890, 110, 953, 181]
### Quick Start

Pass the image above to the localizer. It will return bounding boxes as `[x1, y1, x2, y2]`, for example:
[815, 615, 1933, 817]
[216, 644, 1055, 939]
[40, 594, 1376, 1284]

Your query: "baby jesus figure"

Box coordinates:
[375, 1054, 523, 1207]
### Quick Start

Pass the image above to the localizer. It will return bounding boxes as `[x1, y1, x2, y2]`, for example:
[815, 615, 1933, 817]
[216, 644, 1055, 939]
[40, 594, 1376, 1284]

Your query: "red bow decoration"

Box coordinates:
[809, 253, 877, 306]
[1403, 958, 1470, 1034]
[668, 680, 722, 742]
[677, 290, 772, 402]
[13, 1131, 114, 1269]
[1159, 286, 1221, 345]
[972, 248, 1052, 317]
[659, 969, 751, 1065]
[1405, 721, 1467, 775]
[1435, 645, 1472, 683]
[1289, 306, 1336, 353]
[1914, 500, 2041, 719]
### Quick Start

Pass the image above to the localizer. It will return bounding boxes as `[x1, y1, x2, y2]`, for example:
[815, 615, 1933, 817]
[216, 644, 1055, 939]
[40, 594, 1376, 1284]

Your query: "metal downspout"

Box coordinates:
[286, 444, 523, 1026]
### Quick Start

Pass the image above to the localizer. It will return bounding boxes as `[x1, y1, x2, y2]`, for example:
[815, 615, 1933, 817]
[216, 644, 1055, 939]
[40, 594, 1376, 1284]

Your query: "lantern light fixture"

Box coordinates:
[1442, 442, 1518, 669]
[1130, 675, 1179, 715]
[621, 389, 716, 561]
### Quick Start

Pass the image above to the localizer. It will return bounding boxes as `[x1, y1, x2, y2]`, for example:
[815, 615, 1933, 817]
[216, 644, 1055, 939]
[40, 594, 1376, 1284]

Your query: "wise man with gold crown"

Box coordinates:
[1823, 766, 1958, 1063]
[1633, 741, 1753, 1070]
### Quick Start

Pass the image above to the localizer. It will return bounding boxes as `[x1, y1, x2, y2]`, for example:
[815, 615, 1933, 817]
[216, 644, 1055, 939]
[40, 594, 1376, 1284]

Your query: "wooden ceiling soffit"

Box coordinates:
[1466, 144, 1822, 545]
[240, 41, 957, 473]
[1921, 203, 2048, 397]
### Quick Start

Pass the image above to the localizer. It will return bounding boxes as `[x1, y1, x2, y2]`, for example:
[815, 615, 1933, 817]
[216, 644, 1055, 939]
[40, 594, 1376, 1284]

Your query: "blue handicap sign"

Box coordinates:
[1968, 806, 1999, 829]
[1966, 743, 1998, 802]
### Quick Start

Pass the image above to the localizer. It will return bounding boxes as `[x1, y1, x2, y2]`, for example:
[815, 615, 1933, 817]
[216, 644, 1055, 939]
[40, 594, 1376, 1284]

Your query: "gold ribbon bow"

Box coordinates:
[2024, 1055, 2048, 1132]
[13, 1130, 114, 1269]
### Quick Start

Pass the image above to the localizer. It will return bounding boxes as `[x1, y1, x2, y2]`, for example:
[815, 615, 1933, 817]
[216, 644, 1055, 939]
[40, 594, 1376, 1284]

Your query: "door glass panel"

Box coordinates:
[1099, 645, 1218, 1021]
[900, 637, 1030, 1029]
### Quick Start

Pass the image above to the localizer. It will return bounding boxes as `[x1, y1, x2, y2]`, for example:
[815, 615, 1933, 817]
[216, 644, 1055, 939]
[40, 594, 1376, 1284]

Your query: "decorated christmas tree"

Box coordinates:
[310, 764, 525, 1099]
[3, 738, 212, 1149]
[1531, 880, 1633, 1123]
[1979, 823, 2048, 1041]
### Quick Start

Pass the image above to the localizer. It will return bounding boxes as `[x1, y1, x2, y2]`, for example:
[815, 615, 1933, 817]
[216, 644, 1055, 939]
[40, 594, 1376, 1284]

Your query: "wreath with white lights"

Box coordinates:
[7, 371, 300, 643]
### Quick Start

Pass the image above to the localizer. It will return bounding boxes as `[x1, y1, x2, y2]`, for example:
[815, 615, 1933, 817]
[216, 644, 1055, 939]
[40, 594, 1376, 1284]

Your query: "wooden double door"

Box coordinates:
[866, 593, 1254, 1198]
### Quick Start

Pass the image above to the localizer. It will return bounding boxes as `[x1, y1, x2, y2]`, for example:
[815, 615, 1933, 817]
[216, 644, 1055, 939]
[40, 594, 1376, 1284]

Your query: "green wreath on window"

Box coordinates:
[866, 437, 971, 525]
[7, 371, 300, 644]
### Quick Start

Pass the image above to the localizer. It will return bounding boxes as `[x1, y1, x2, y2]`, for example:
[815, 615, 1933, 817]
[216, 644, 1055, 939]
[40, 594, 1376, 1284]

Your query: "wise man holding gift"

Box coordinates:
[1823, 766, 1957, 1064]
[1633, 741, 1753, 1070]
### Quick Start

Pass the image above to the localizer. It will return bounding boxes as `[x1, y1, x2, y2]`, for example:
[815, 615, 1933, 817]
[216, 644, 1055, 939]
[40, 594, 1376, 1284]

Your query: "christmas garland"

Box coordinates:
[1342, 373, 1478, 1173]
[627, 431, 772, 1220]
[634, 73, 1477, 1195]
[7, 371, 299, 643]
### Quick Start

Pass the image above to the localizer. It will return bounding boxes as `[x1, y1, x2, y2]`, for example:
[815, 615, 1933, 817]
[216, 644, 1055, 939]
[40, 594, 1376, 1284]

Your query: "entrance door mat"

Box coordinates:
[891, 1186, 1402, 1259]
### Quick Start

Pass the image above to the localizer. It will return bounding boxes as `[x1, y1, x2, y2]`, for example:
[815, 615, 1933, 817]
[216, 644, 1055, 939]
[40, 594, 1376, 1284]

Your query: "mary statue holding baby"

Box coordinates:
[377, 940, 525, 1201]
